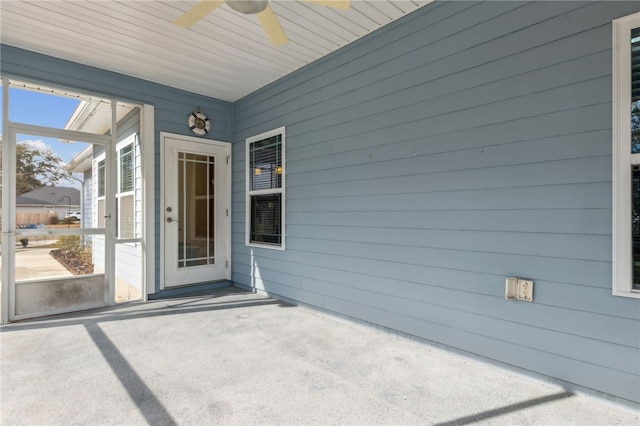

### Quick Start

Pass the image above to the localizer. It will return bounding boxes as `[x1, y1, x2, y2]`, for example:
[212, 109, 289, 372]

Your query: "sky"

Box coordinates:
[1, 86, 88, 188]
[2, 87, 84, 163]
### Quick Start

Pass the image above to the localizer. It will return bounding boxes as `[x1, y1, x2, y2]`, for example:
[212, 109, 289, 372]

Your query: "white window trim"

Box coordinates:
[94, 153, 106, 232]
[612, 11, 640, 298]
[245, 126, 286, 250]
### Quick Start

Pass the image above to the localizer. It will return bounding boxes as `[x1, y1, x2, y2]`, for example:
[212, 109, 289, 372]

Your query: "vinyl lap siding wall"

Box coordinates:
[232, 1, 640, 404]
[0, 45, 232, 292]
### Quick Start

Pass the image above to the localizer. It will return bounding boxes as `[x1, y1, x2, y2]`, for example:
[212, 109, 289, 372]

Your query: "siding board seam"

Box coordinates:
[283, 102, 611, 158]
[286, 131, 611, 177]
[248, 243, 612, 289]
[287, 179, 612, 196]
[239, 39, 610, 133]
[286, 223, 610, 237]
[287, 127, 611, 169]
[285, 181, 610, 201]
[286, 155, 611, 189]
[285, 76, 611, 145]
[284, 234, 609, 262]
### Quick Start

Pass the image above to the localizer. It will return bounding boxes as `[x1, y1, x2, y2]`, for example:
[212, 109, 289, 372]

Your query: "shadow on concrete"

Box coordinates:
[1, 287, 283, 425]
[435, 391, 575, 425]
[85, 323, 177, 426]
[1, 288, 285, 333]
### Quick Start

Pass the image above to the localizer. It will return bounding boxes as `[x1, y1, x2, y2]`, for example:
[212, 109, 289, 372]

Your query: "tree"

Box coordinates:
[16, 142, 69, 196]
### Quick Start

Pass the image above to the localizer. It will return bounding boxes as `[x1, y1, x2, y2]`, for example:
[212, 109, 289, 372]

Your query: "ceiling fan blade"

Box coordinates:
[256, 5, 288, 47]
[305, 0, 350, 10]
[174, 0, 224, 28]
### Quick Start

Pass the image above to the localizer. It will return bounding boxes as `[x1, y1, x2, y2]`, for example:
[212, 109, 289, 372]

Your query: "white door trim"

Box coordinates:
[141, 105, 155, 299]
[159, 132, 230, 291]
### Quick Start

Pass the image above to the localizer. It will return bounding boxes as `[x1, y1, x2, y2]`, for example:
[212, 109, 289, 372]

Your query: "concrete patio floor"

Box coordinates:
[1, 287, 638, 425]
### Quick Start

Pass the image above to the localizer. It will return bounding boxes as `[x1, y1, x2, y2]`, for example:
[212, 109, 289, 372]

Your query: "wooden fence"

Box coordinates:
[16, 213, 57, 225]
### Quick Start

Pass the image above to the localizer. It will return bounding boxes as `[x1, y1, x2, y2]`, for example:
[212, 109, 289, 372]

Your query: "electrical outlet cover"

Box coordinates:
[505, 277, 518, 299]
[517, 279, 533, 302]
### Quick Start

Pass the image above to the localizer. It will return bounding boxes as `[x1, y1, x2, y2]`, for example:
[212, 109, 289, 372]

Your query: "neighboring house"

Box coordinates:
[64, 146, 93, 228]
[1, 0, 640, 408]
[15, 187, 80, 225]
[65, 105, 144, 303]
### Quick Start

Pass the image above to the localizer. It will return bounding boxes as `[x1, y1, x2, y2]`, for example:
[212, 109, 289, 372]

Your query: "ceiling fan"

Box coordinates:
[174, 0, 351, 47]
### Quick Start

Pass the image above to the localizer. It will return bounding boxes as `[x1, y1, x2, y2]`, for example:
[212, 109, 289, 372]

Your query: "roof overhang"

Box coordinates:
[65, 145, 93, 174]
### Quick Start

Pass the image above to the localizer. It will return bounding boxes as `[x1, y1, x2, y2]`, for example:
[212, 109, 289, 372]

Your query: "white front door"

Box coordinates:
[162, 133, 230, 287]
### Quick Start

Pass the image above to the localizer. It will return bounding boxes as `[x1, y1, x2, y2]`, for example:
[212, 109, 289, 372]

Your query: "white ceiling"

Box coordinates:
[1, 0, 432, 102]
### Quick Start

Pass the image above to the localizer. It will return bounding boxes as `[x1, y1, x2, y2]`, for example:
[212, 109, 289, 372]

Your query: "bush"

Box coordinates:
[51, 236, 94, 275]
[55, 236, 93, 264]
[78, 244, 93, 266]
[49, 216, 60, 225]
[55, 235, 84, 257]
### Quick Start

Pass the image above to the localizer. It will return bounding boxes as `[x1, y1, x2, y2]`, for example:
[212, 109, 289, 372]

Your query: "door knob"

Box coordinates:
[166, 217, 179, 223]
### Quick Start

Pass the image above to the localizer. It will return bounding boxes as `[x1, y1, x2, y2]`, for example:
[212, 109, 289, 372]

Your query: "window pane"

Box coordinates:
[97, 160, 105, 197]
[195, 157, 214, 197]
[119, 144, 134, 193]
[184, 153, 208, 162]
[631, 27, 640, 153]
[250, 194, 281, 245]
[249, 135, 282, 191]
[178, 152, 215, 268]
[119, 194, 135, 239]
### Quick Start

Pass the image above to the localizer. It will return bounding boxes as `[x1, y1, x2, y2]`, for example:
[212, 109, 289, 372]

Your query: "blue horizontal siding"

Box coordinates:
[232, 0, 640, 404]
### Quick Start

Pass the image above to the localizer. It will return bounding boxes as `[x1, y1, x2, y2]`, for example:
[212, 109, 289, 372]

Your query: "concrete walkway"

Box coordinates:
[14, 247, 71, 280]
[1, 287, 638, 425]
[0, 245, 72, 281]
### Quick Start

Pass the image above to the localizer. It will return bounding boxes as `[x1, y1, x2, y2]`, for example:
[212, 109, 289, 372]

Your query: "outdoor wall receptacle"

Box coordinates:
[505, 277, 534, 302]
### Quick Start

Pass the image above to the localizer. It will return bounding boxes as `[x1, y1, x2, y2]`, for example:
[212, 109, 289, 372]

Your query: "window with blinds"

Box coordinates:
[246, 127, 285, 249]
[613, 12, 640, 298]
[117, 136, 136, 239]
[97, 159, 105, 197]
[119, 144, 134, 193]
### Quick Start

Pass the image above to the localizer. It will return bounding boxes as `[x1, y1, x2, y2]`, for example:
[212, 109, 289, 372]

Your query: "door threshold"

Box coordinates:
[150, 280, 232, 300]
